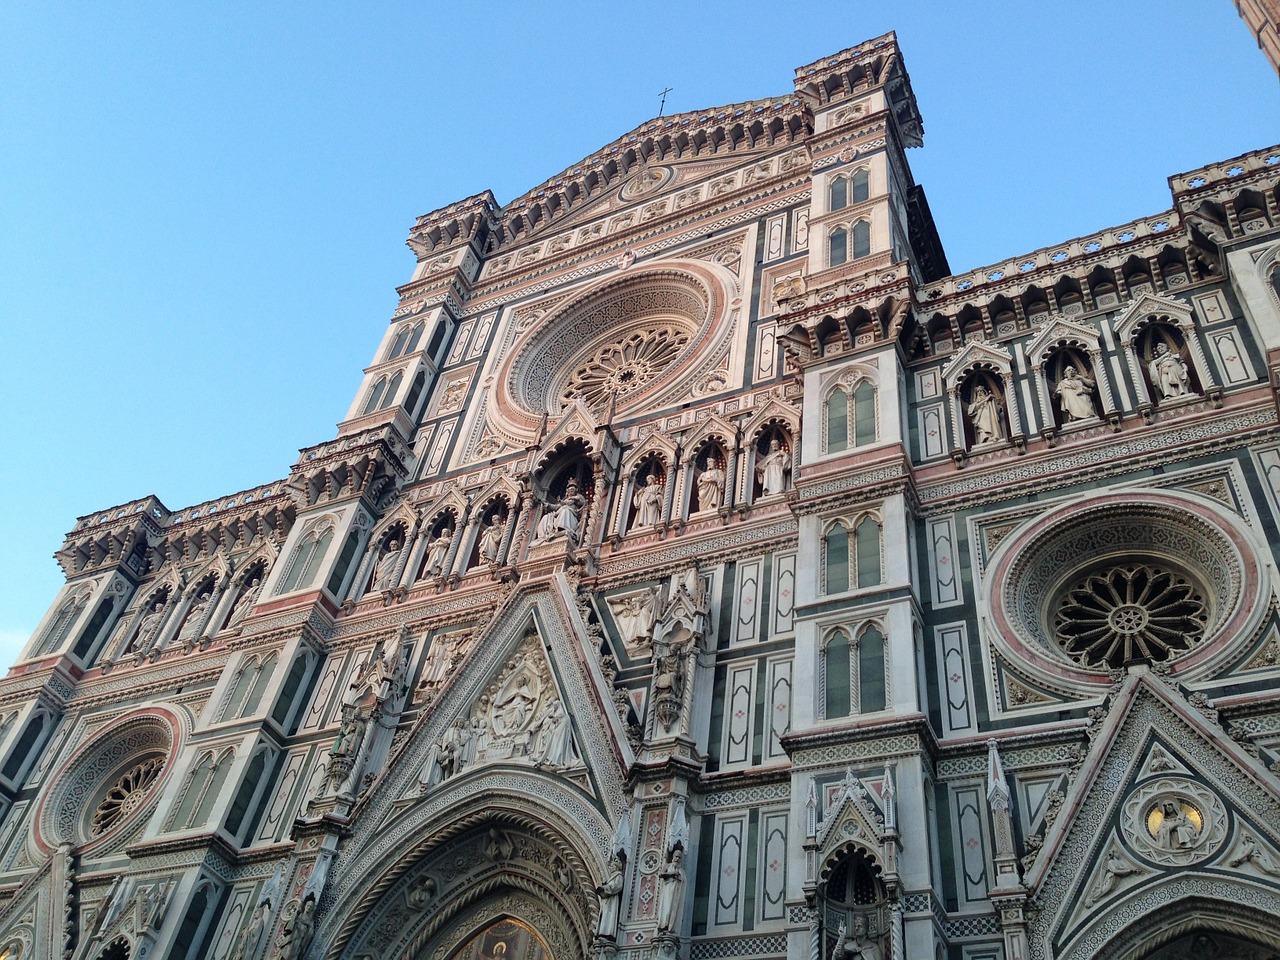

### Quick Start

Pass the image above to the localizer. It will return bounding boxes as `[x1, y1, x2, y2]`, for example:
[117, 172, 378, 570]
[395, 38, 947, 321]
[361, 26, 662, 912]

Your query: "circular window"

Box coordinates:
[1052, 562, 1209, 669]
[90, 755, 165, 837]
[987, 493, 1267, 683]
[499, 267, 727, 426]
[37, 713, 175, 850]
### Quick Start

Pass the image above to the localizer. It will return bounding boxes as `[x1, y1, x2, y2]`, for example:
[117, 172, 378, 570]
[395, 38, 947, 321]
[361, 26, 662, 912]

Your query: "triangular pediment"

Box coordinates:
[1113, 292, 1195, 342]
[816, 770, 888, 873]
[1025, 672, 1280, 960]
[941, 339, 1013, 389]
[538, 399, 603, 461]
[1024, 314, 1102, 366]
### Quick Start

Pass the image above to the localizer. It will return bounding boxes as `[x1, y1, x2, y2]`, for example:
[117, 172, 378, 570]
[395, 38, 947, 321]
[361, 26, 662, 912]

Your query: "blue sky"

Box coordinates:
[1, 2, 1277, 667]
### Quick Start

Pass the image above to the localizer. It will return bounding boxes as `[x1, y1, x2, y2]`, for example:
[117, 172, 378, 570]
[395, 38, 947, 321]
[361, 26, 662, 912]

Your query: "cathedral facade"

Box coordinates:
[3, 32, 1280, 960]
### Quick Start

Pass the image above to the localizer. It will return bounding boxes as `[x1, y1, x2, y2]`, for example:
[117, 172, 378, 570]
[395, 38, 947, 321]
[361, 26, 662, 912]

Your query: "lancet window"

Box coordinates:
[387, 320, 425, 361]
[825, 379, 877, 453]
[823, 516, 882, 594]
[277, 523, 334, 595]
[822, 622, 888, 718]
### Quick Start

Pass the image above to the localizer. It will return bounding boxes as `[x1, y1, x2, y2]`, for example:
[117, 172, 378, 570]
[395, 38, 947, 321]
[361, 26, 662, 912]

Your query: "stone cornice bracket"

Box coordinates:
[406, 191, 498, 260]
[793, 32, 923, 147]
[288, 425, 412, 511]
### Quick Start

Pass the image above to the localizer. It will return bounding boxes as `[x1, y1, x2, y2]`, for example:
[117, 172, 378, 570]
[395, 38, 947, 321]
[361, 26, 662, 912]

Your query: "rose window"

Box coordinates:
[1053, 563, 1208, 669]
[90, 756, 164, 837]
[560, 327, 690, 409]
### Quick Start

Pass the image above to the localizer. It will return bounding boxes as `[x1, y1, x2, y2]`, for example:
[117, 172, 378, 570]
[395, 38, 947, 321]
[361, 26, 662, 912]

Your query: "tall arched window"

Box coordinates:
[852, 220, 871, 259]
[387, 321, 424, 360]
[856, 624, 886, 712]
[853, 380, 877, 446]
[825, 523, 850, 594]
[278, 526, 334, 595]
[362, 377, 388, 415]
[824, 629, 852, 719]
[851, 169, 869, 204]
[829, 227, 848, 267]
[829, 175, 848, 211]
[241, 653, 278, 717]
[403, 370, 426, 416]
[855, 517, 882, 588]
[379, 371, 404, 411]
[826, 388, 849, 453]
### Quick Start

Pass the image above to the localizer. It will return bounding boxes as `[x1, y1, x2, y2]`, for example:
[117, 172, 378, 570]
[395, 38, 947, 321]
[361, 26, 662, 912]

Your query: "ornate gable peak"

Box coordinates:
[1025, 314, 1102, 364]
[621, 431, 679, 472]
[486, 94, 810, 251]
[1113, 291, 1195, 341]
[370, 497, 421, 538]
[538, 399, 603, 459]
[816, 768, 886, 856]
[941, 338, 1013, 388]
[1027, 671, 1280, 895]
[417, 487, 469, 526]
[742, 395, 801, 439]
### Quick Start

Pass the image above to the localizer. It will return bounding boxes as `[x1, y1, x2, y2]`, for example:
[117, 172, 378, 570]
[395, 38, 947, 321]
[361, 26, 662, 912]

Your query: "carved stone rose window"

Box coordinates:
[37, 714, 175, 849]
[560, 326, 691, 410]
[1053, 562, 1209, 669]
[90, 755, 165, 837]
[501, 268, 726, 423]
[988, 493, 1268, 684]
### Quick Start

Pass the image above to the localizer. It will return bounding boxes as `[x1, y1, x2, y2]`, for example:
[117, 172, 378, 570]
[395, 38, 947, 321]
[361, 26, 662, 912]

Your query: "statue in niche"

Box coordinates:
[529, 698, 575, 768]
[276, 894, 316, 960]
[225, 576, 263, 629]
[433, 718, 469, 781]
[756, 439, 791, 496]
[1053, 365, 1098, 421]
[1086, 849, 1138, 906]
[331, 706, 369, 762]
[830, 915, 882, 960]
[612, 589, 659, 647]
[176, 592, 212, 644]
[132, 599, 166, 651]
[423, 527, 453, 578]
[657, 847, 686, 933]
[372, 540, 402, 592]
[1149, 341, 1192, 399]
[478, 515, 505, 564]
[965, 383, 1004, 445]
[229, 898, 272, 960]
[631, 473, 664, 528]
[535, 480, 587, 547]
[696, 457, 725, 511]
[1153, 800, 1199, 850]
[595, 854, 626, 941]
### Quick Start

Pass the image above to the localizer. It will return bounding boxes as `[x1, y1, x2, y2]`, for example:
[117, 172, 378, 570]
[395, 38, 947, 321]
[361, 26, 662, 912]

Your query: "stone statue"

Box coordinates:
[228, 899, 271, 960]
[478, 516, 505, 564]
[1086, 850, 1138, 905]
[276, 894, 316, 960]
[1149, 341, 1192, 399]
[536, 480, 587, 547]
[372, 540, 402, 592]
[595, 854, 626, 940]
[696, 457, 725, 511]
[965, 383, 1004, 445]
[484, 826, 514, 861]
[831, 915, 881, 960]
[423, 528, 453, 578]
[1229, 832, 1280, 875]
[132, 600, 166, 651]
[331, 707, 368, 762]
[492, 674, 538, 737]
[226, 577, 263, 629]
[756, 440, 791, 497]
[176, 593, 211, 644]
[656, 847, 685, 933]
[529, 698, 574, 768]
[1053, 365, 1097, 421]
[435, 718, 468, 780]
[612, 589, 658, 646]
[632, 474, 664, 528]
[408, 874, 437, 909]
[1154, 800, 1199, 850]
